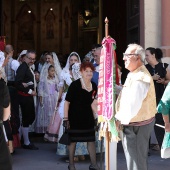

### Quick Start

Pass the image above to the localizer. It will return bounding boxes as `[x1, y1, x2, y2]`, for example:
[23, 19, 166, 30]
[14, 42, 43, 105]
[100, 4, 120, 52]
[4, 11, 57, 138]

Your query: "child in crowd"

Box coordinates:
[35, 65, 59, 135]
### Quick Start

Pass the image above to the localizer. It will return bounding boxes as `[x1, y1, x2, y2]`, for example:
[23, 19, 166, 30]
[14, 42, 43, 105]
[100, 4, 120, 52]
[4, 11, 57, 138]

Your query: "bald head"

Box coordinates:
[5, 45, 14, 55]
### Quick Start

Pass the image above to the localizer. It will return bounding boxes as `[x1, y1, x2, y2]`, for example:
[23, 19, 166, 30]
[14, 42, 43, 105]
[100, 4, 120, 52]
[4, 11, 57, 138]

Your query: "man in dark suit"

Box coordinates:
[15, 50, 38, 150]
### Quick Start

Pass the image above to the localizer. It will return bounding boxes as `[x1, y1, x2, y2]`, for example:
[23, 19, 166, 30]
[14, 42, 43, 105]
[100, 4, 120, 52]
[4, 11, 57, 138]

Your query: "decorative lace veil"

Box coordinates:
[40, 52, 62, 81]
[39, 52, 62, 97]
[59, 52, 81, 88]
[72, 62, 81, 80]
[17, 50, 27, 63]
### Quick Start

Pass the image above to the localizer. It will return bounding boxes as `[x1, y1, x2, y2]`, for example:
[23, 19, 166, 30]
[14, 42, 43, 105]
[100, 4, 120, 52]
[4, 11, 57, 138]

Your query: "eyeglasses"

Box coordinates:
[27, 56, 36, 61]
[123, 53, 139, 58]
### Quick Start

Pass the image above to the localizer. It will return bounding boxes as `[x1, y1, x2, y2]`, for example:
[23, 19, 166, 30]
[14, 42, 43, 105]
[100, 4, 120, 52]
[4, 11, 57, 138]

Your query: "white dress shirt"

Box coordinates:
[115, 73, 150, 125]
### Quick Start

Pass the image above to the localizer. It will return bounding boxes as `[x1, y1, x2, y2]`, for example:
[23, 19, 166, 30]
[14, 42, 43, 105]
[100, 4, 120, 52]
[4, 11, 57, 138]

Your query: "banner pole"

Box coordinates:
[105, 17, 109, 38]
[104, 17, 110, 170]
[105, 127, 110, 170]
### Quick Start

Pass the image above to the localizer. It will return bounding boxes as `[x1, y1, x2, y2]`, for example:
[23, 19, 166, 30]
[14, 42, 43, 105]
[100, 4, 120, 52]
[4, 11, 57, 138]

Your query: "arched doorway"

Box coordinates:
[0, 0, 139, 65]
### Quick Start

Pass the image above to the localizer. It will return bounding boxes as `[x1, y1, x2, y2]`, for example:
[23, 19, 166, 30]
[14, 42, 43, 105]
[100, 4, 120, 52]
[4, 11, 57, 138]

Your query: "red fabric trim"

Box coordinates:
[13, 134, 21, 148]
[18, 91, 31, 96]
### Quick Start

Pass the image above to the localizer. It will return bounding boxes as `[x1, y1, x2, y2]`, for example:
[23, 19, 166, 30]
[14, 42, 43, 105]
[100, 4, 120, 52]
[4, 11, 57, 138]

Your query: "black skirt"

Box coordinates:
[65, 79, 97, 142]
[68, 128, 95, 142]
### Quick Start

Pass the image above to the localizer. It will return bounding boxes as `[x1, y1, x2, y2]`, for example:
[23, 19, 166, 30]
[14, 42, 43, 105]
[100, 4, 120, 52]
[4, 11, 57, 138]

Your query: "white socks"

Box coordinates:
[21, 127, 30, 145]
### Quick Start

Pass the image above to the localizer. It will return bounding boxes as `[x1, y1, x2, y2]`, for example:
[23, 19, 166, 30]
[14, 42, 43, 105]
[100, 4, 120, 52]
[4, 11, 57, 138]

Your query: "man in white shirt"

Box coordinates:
[3, 45, 20, 153]
[115, 44, 157, 170]
[4, 45, 19, 82]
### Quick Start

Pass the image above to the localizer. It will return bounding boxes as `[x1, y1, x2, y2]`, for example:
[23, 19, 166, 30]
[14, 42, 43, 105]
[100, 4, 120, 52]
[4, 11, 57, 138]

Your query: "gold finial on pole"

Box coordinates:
[105, 17, 109, 38]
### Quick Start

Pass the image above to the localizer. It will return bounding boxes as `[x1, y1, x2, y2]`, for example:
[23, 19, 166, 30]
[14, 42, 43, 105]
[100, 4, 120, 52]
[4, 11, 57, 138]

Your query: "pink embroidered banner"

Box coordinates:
[98, 37, 116, 120]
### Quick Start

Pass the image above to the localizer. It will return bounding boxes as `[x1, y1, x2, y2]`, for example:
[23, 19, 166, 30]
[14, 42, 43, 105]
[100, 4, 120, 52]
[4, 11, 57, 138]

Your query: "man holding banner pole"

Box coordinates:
[115, 44, 157, 170]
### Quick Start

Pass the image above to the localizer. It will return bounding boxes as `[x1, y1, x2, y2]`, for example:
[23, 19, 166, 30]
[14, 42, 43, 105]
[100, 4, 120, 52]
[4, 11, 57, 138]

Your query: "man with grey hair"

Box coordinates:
[115, 44, 156, 170]
[15, 50, 38, 150]
[91, 47, 102, 86]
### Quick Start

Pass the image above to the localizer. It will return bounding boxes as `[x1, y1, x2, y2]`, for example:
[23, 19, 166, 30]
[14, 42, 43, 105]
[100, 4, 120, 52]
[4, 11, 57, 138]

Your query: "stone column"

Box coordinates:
[140, 0, 161, 49]
[161, 0, 170, 57]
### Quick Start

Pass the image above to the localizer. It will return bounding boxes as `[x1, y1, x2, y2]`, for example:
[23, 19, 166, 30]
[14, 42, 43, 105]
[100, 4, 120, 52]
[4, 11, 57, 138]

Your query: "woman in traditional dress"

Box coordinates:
[35, 52, 61, 133]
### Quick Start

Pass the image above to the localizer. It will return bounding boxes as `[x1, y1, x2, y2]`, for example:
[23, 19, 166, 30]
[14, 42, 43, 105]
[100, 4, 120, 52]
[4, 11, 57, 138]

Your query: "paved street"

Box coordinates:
[12, 135, 170, 170]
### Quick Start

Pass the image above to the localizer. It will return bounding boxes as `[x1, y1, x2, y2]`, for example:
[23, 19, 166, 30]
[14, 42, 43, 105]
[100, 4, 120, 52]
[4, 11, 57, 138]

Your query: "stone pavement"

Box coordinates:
[12, 136, 170, 170]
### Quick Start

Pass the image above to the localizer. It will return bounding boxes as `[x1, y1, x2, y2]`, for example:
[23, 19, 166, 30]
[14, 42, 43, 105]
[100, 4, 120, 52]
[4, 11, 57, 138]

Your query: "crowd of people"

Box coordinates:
[0, 44, 102, 170]
[0, 42, 170, 170]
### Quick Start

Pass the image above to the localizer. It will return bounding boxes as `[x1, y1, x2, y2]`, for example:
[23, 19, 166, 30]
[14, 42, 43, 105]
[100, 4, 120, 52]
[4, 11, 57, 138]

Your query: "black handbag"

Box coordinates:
[59, 128, 71, 145]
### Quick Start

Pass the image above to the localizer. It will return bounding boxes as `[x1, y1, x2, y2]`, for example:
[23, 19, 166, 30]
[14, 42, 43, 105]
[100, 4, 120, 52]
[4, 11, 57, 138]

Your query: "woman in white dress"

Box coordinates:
[35, 52, 62, 134]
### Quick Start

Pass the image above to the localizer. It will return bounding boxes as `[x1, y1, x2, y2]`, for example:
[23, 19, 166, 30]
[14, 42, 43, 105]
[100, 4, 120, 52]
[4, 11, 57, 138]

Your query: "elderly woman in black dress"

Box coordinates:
[64, 62, 99, 170]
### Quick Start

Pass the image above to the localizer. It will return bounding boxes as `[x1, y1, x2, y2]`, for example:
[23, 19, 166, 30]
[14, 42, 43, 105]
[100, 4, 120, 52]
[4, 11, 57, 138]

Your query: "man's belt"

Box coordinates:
[18, 91, 32, 97]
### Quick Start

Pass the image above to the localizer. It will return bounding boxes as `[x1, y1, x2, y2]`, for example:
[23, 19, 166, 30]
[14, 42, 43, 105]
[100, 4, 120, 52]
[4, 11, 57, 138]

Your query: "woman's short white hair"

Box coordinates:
[128, 44, 145, 62]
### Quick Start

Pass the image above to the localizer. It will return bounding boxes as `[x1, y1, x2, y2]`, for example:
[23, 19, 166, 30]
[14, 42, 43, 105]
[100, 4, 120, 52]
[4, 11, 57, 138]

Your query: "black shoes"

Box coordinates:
[68, 165, 76, 170]
[23, 143, 39, 150]
[68, 164, 99, 170]
[89, 164, 100, 170]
